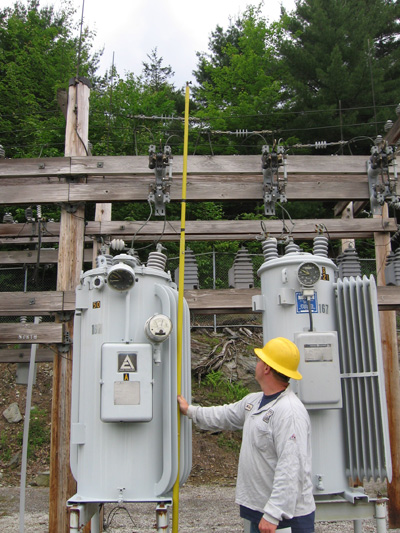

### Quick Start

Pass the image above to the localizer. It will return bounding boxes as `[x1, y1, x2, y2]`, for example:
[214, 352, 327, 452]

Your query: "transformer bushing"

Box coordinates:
[147, 248, 168, 271]
[337, 247, 362, 279]
[261, 237, 279, 262]
[313, 234, 329, 258]
[284, 238, 301, 254]
[174, 248, 199, 289]
[228, 247, 254, 288]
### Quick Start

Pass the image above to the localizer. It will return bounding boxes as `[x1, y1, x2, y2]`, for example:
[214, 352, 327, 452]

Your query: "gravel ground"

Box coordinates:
[1, 485, 400, 532]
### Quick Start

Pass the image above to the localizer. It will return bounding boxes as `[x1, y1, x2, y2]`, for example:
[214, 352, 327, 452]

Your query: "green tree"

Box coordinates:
[192, 5, 289, 155]
[279, 0, 400, 152]
[89, 61, 186, 157]
[142, 47, 174, 91]
[0, 0, 99, 158]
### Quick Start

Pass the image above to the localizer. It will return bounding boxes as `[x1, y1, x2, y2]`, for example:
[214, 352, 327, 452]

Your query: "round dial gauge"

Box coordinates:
[297, 262, 321, 287]
[107, 265, 135, 291]
[145, 314, 173, 342]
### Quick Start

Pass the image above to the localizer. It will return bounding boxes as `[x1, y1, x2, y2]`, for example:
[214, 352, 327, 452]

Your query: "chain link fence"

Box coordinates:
[0, 256, 377, 329]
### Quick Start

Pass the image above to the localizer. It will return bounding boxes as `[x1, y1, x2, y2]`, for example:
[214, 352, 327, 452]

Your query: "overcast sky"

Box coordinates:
[0, 0, 296, 88]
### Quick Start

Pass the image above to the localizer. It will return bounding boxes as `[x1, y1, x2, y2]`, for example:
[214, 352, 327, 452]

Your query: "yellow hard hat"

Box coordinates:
[254, 337, 302, 380]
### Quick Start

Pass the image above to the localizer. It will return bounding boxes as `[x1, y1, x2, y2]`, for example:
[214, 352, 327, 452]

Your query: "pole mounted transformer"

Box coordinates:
[252, 234, 392, 529]
[68, 246, 192, 530]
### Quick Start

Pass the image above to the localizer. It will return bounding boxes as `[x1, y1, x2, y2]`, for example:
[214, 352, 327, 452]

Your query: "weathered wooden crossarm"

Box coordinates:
[0, 155, 371, 178]
[0, 291, 75, 315]
[0, 347, 54, 363]
[0, 287, 399, 318]
[0, 323, 64, 344]
[0, 218, 396, 245]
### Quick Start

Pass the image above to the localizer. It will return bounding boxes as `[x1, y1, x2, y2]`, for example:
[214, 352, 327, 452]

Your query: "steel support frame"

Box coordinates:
[68, 502, 102, 532]
[315, 496, 387, 533]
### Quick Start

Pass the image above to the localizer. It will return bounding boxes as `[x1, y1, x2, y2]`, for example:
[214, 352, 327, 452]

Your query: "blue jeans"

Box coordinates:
[248, 511, 315, 532]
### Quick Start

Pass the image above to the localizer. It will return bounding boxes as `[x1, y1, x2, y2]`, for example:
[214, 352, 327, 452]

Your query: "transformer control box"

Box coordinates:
[100, 343, 153, 422]
[294, 331, 342, 409]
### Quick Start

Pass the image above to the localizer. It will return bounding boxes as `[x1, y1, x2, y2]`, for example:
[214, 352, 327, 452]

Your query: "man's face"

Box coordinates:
[255, 357, 267, 385]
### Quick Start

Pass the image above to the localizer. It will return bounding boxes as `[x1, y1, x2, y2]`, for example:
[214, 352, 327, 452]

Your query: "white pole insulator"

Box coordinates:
[110, 238, 125, 251]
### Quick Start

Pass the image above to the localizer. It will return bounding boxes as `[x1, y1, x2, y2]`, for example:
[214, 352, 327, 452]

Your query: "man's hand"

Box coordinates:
[177, 395, 189, 415]
[258, 517, 277, 533]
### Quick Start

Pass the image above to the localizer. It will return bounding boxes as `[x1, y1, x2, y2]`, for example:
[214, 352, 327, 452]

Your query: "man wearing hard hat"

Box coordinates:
[177, 337, 315, 533]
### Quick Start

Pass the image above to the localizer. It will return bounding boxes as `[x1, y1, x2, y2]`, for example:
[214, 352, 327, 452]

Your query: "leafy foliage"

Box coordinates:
[0, 0, 100, 158]
[192, 5, 289, 154]
[201, 370, 249, 404]
[279, 0, 400, 152]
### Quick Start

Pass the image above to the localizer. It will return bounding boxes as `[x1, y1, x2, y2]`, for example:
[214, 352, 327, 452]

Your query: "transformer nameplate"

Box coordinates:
[304, 343, 333, 362]
[114, 381, 140, 405]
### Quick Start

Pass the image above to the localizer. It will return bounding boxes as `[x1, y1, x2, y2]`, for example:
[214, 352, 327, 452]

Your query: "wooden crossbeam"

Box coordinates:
[0, 287, 399, 317]
[0, 155, 377, 205]
[0, 248, 93, 265]
[0, 347, 54, 363]
[0, 218, 396, 247]
[0, 323, 63, 343]
[0, 154, 370, 178]
[0, 175, 370, 204]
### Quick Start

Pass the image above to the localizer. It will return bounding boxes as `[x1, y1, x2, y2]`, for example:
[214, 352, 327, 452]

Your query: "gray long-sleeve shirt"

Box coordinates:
[187, 386, 315, 525]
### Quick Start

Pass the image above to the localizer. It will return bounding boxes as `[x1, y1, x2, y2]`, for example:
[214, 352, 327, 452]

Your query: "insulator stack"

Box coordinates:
[384, 251, 396, 285]
[262, 237, 278, 262]
[228, 247, 254, 288]
[147, 250, 167, 271]
[394, 248, 400, 285]
[313, 234, 329, 257]
[20, 316, 27, 323]
[2, 212, 13, 223]
[337, 247, 362, 278]
[285, 239, 301, 254]
[174, 248, 199, 289]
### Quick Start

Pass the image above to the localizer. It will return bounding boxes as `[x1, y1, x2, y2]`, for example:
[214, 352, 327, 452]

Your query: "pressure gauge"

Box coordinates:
[297, 262, 321, 287]
[107, 263, 135, 291]
[145, 314, 173, 342]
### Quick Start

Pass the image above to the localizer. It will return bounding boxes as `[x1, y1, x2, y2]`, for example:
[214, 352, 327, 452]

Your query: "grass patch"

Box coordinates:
[200, 370, 249, 404]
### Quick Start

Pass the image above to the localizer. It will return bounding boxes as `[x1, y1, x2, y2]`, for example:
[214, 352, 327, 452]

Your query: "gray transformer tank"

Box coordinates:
[69, 251, 192, 504]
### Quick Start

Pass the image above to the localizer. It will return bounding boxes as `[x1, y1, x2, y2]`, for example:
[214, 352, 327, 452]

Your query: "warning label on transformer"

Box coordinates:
[118, 353, 137, 372]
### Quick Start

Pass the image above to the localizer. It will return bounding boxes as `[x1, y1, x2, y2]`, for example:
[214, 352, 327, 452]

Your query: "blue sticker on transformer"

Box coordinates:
[295, 292, 318, 314]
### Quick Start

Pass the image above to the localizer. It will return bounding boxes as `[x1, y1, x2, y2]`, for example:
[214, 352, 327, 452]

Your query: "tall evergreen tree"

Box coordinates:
[279, 0, 400, 152]
[142, 47, 175, 91]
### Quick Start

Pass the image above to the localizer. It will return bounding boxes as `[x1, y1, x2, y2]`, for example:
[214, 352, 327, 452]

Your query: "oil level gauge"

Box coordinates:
[297, 262, 321, 287]
[145, 314, 173, 343]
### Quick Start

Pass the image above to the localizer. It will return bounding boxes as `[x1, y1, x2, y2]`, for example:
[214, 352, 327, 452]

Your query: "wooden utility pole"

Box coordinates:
[49, 77, 90, 533]
[92, 203, 112, 266]
[374, 205, 400, 528]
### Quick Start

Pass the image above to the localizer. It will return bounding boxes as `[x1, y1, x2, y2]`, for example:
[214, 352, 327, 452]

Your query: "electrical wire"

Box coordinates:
[130, 199, 153, 248]
[103, 505, 136, 530]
